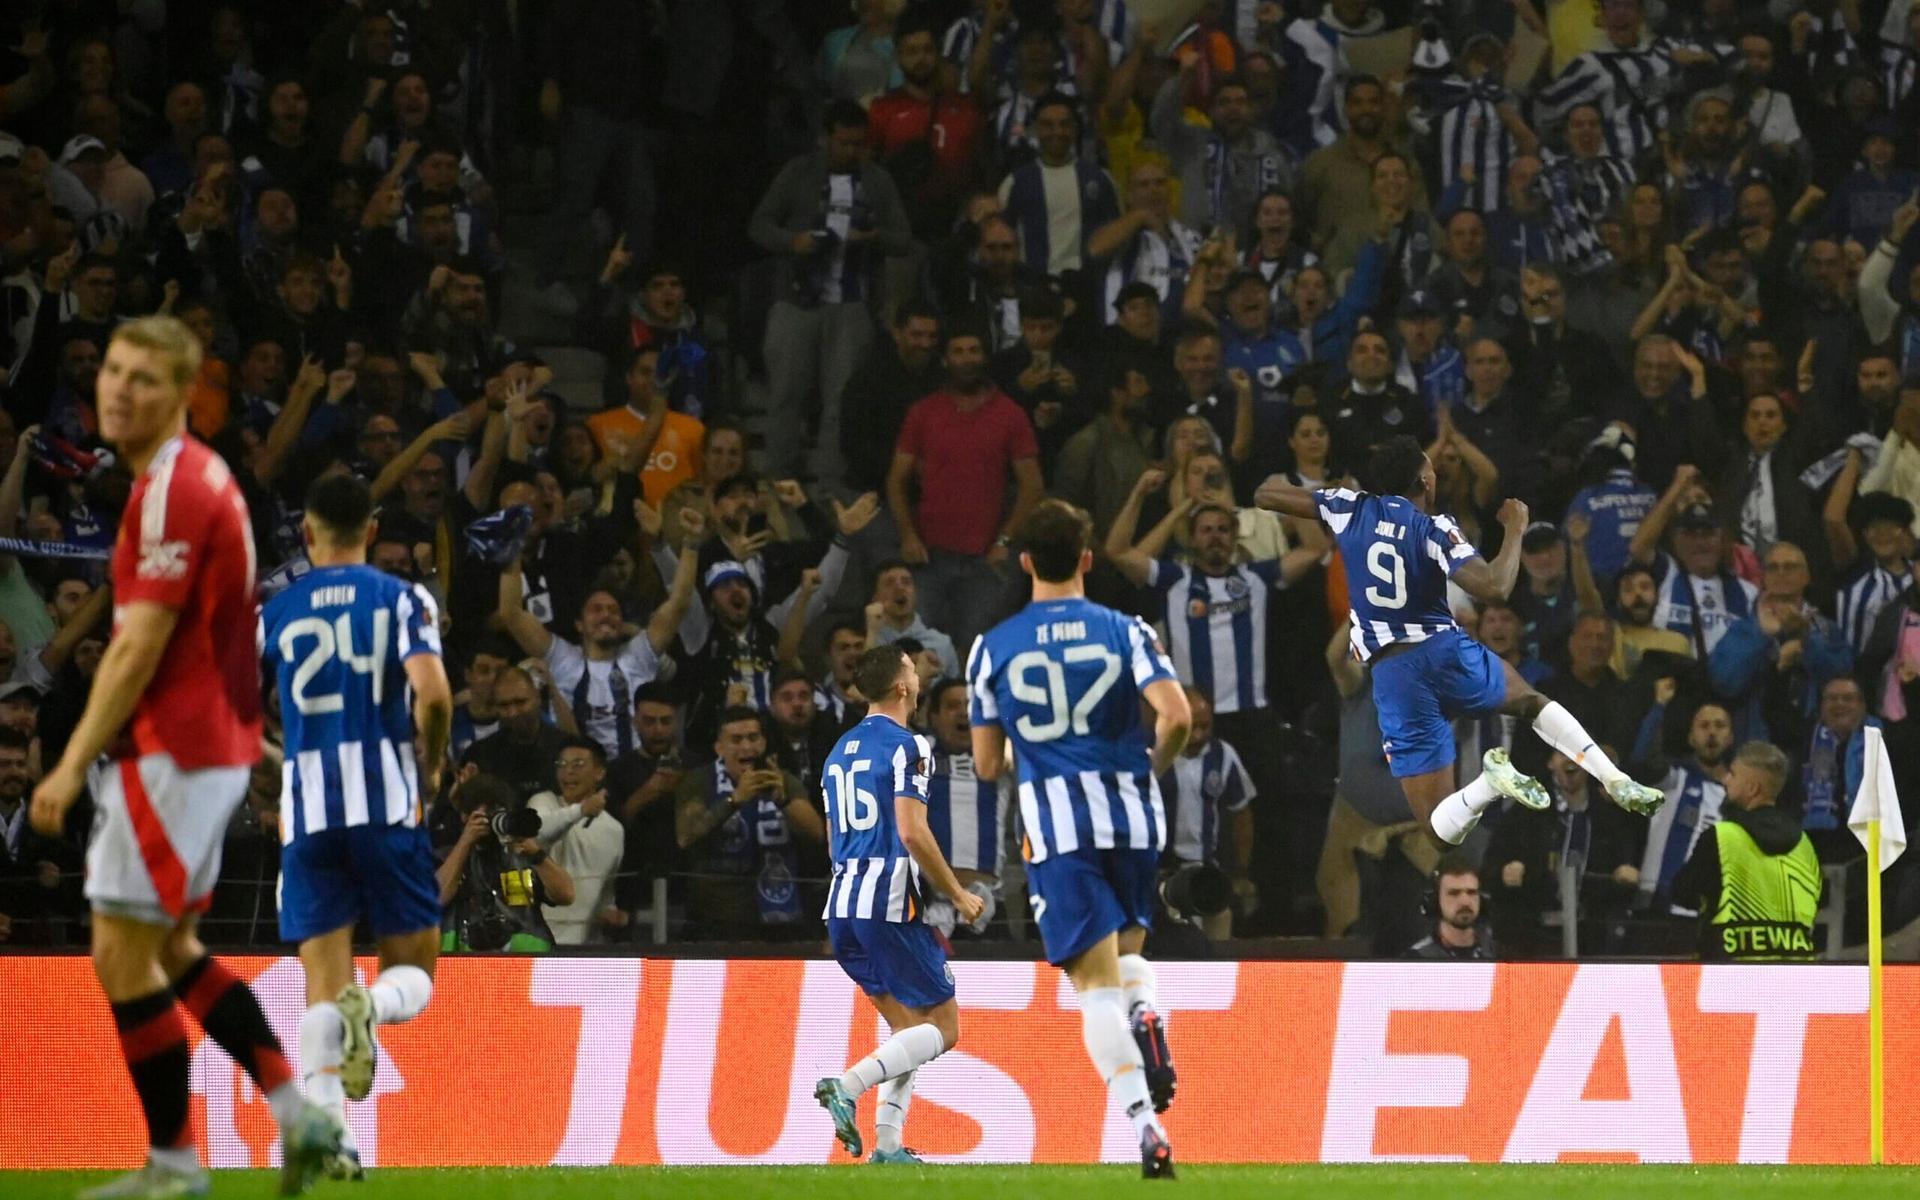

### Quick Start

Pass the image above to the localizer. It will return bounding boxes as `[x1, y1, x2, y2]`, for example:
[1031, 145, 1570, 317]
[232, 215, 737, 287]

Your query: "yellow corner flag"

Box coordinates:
[1848, 725, 1907, 1165]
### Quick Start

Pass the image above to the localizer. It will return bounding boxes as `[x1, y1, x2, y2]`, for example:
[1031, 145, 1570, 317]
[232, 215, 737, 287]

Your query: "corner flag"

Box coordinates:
[1847, 724, 1905, 1166]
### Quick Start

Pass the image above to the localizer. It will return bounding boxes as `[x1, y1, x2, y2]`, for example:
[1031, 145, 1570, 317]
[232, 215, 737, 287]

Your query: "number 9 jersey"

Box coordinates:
[967, 596, 1177, 865]
[261, 563, 443, 843]
[1315, 487, 1475, 662]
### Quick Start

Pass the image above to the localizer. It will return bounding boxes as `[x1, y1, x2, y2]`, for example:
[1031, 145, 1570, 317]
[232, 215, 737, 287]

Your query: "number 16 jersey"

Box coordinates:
[261, 563, 442, 843]
[967, 597, 1176, 864]
[1316, 487, 1477, 662]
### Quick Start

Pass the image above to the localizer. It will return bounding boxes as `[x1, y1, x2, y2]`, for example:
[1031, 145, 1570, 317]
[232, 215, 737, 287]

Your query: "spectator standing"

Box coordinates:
[464, 666, 570, 804]
[750, 100, 913, 485]
[868, 14, 987, 241]
[603, 683, 686, 932]
[1157, 688, 1255, 939]
[840, 303, 943, 498]
[1670, 742, 1821, 961]
[529, 738, 625, 946]
[865, 561, 961, 680]
[995, 91, 1119, 278]
[887, 326, 1043, 654]
[1150, 62, 1291, 239]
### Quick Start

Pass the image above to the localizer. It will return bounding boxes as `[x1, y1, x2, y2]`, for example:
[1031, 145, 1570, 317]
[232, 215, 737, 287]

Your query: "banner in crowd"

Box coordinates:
[2, 957, 1913, 1167]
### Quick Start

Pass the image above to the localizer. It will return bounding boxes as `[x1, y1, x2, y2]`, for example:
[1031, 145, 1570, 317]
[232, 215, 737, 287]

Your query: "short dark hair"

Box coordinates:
[825, 98, 869, 133]
[1344, 73, 1384, 100]
[870, 559, 912, 591]
[1032, 90, 1079, 127]
[827, 618, 867, 644]
[928, 676, 968, 713]
[770, 664, 813, 694]
[713, 705, 765, 737]
[305, 473, 374, 539]
[854, 643, 913, 702]
[467, 635, 518, 666]
[1020, 499, 1094, 582]
[1020, 286, 1064, 322]
[74, 252, 117, 279]
[1434, 852, 1479, 885]
[896, 300, 941, 329]
[558, 735, 606, 767]
[1187, 503, 1235, 532]
[944, 321, 989, 351]
[1366, 435, 1428, 498]
[631, 680, 678, 708]
[457, 771, 517, 813]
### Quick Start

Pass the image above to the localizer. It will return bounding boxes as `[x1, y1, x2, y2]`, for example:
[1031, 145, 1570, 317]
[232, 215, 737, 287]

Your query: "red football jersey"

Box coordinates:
[111, 434, 263, 768]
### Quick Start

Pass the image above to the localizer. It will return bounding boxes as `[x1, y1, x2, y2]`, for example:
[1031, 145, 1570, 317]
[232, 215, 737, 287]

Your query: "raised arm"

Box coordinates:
[646, 508, 704, 653]
[776, 567, 822, 671]
[1451, 499, 1529, 603]
[256, 356, 327, 486]
[1253, 474, 1321, 520]
[36, 579, 111, 679]
[1565, 512, 1607, 616]
[1275, 517, 1328, 585]
[1227, 369, 1255, 464]
[496, 555, 556, 657]
[463, 398, 511, 512]
[1629, 463, 1701, 567]
[372, 413, 470, 503]
[1823, 448, 1863, 571]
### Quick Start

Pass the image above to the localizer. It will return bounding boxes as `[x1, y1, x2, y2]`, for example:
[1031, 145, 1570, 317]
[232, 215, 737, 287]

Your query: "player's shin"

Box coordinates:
[1430, 774, 1499, 845]
[1531, 701, 1627, 785]
[874, 1070, 915, 1154]
[171, 954, 302, 1125]
[1079, 986, 1162, 1139]
[299, 1003, 350, 1136]
[840, 1022, 947, 1099]
[111, 989, 196, 1169]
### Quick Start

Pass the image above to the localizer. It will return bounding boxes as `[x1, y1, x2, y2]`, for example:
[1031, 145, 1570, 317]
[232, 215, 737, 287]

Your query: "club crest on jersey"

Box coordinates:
[137, 537, 190, 580]
[1225, 576, 1249, 598]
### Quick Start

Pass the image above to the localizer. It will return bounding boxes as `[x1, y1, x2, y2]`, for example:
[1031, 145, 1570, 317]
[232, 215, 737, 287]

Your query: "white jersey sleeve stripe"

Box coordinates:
[967, 638, 998, 720]
[381, 738, 413, 826]
[279, 759, 296, 845]
[891, 743, 909, 798]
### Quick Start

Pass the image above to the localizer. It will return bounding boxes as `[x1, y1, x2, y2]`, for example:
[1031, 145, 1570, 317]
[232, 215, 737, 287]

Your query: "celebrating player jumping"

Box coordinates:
[1256, 436, 1666, 844]
[967, 499, 1191, 1180]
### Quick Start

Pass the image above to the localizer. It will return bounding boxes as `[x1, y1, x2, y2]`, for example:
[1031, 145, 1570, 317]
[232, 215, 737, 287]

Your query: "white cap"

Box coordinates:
[58, 134, 108, 165]
[0, 132, 23, 165]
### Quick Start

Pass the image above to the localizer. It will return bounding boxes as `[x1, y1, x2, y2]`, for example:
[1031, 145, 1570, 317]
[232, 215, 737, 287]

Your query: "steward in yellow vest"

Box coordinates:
[1671, 741, 1823, 961]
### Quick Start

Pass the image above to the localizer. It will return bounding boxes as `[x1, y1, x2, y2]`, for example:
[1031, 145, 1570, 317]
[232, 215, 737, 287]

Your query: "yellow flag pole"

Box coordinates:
[1869, 815, 1885, 1166]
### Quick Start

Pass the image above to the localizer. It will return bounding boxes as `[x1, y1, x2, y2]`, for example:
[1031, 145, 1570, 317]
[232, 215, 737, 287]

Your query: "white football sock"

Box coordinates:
[299, 1003, 348, 1127]
[1118, 954, 1158, 1022]
[840, 1022, 946, 1100]
[1430, 773, 1498, 845]
[370, 965, 433, 1024]
[875, 1070, 915, 1154]
[1079, 986, 1161, 1139]
[1532, 702, 1627, 786]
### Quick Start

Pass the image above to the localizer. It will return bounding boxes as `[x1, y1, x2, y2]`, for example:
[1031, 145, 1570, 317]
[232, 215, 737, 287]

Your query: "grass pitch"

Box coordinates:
[8, 1165, 1920, 1199]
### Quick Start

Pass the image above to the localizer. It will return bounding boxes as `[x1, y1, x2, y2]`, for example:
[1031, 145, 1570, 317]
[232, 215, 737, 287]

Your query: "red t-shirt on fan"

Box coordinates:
[896, 388, 1038, 556]
[111, 433, 263, 768]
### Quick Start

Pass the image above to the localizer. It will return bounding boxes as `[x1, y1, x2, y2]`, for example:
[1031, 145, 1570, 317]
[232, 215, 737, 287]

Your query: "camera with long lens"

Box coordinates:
[1158, 863, 1234, 923]
[489, 806, 542, 841]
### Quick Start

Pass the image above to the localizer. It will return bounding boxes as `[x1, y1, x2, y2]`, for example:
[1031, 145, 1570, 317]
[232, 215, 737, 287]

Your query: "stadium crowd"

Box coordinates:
[2, 0, 1920, 957]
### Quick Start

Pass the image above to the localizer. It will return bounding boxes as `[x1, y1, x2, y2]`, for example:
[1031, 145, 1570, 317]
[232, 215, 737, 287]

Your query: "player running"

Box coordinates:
[30, 316, 340, 1199]
[814, 644, 984, 1164]
[1254, 436, 1664, 844]
[261, 473, 454, 1182]
[967, 500, 1191, 1180]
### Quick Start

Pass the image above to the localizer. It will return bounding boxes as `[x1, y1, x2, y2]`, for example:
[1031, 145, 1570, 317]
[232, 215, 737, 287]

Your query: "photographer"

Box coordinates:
[675, 705, 825, 940]
[433, 770, 575, 952]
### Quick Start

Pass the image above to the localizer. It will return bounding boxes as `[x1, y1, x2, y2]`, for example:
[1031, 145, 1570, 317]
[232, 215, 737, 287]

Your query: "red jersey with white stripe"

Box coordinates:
[111, 433, 263, 768]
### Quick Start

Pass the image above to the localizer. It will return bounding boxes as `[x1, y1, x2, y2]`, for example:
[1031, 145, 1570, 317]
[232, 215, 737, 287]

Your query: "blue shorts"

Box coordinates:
[279, 823, 442, 944]
[1370, 630, 1509, 778]
[828, 916, 956, 1010]
[1026, 846, 1158, 966]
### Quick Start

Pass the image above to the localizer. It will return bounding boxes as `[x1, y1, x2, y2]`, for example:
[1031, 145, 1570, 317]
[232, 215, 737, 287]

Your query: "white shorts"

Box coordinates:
[85, 753, 251, 927]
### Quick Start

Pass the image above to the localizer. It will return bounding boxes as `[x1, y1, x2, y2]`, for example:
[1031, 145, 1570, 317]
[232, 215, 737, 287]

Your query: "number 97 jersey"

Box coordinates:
[967, 596, 1176, 864]
[1315, 487, 1475, 662]
[261, 563, 443, 843]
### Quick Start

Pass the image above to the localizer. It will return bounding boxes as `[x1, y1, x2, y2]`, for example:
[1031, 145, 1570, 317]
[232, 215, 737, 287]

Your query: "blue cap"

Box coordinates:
[702, 559, 753, 596]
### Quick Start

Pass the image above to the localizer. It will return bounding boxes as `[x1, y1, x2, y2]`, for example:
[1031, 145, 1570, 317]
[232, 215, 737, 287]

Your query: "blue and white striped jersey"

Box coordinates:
[927, 750, 999, 875]
[1159, 737, 1255, 866]
[1836, 561, 1906, 655]
[261, 564, 441, 843]
[820, 713, 932, 923]
[1316, 487, 1475, 661]
[1144, 557, 1284, 714]
[968, 597, 1174, 863]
